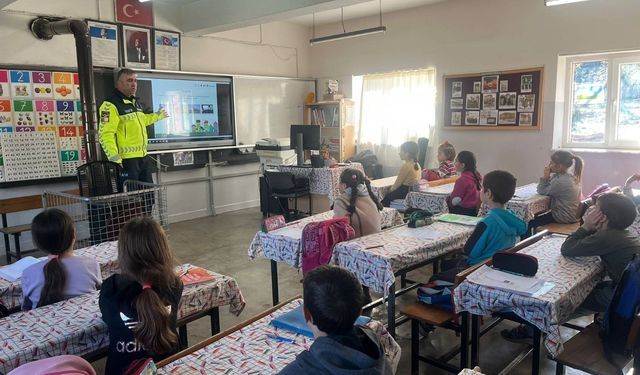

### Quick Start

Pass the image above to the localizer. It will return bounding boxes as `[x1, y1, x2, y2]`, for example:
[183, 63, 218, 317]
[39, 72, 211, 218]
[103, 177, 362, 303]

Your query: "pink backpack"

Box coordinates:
[301, 217, 355, 276]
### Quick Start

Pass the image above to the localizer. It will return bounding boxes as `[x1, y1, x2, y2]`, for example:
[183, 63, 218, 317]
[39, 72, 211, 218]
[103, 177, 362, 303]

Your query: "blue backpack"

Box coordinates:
[602, 255, 640, 359]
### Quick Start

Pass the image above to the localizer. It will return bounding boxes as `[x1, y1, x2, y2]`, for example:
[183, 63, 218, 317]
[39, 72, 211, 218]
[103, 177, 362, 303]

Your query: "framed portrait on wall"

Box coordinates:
[153, 29, 180, 70]
[121, 24, 152, 69]
[87, 20, 119, 68]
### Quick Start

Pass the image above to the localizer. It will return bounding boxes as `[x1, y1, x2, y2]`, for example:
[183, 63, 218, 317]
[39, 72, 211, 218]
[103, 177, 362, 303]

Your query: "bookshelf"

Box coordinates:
[303, 99, 354, 162]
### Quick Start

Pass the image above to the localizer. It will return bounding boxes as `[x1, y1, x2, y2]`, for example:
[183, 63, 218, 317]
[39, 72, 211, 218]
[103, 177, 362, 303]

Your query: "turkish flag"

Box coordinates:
[115, 0, 154, 27]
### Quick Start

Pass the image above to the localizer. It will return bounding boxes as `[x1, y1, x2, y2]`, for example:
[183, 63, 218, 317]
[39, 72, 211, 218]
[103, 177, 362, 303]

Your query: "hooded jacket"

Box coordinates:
[464, 207, 527, 265]
[99, 274, 183, 375]
[278, 325, 393, 375]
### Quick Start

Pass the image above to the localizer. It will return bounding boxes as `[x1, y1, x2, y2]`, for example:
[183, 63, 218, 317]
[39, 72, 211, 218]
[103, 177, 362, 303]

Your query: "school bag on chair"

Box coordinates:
[301, 217, 355, 276]
[601, 255, 640, 373]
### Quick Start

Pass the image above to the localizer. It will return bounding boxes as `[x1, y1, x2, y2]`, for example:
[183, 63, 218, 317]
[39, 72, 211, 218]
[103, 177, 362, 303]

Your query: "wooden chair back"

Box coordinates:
[0, 189, 80, 215]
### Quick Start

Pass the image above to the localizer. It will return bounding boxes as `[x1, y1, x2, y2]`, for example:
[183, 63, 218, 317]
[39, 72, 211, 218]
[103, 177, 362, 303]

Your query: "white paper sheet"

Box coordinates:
[466, 265, 546, 296]
[0, 256, 41, 282]
[393, 225, 441, 240]
[271, 227, 303, 239]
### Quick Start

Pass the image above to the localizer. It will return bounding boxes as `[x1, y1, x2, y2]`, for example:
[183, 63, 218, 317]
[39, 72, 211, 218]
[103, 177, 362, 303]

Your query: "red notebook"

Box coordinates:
[176, 267, 214, 286]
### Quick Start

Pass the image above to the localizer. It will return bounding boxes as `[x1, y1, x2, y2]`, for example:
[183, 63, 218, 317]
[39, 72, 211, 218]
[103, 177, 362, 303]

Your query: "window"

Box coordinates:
[563, 51, 640, 150]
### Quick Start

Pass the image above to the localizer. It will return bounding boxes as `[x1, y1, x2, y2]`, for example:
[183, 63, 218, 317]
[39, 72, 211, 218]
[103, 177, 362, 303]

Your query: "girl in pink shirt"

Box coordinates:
[447, 150, 482, 216]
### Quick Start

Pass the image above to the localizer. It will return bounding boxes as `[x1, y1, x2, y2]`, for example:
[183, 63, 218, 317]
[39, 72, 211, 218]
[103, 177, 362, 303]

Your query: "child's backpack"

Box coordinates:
[601, 255, 640, 362]
[301, 217, 355, 276]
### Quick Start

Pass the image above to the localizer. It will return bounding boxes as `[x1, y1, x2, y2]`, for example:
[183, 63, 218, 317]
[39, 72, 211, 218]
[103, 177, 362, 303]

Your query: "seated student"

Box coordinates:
[334, 168, 383, 238]
[8, 355, 96, 375]
[502, 193, 640, 342]
[99, 217, 183, 375]
[528, 150, 584, 234]
[381, 141, 421, 207]
[447, 151, 482, 216]
[423, 141, 457, 181]
[21, 209, 101, 310]
[432, 170, 527, 283]
[278, 265, 393, 375]
[623, 173, 640, 206]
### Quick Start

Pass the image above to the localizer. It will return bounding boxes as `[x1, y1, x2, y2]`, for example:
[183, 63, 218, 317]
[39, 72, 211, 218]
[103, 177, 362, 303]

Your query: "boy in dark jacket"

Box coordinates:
[278, 265, 392, 375]
[503, 192, 640, 342]
[432, 170, 527, 283]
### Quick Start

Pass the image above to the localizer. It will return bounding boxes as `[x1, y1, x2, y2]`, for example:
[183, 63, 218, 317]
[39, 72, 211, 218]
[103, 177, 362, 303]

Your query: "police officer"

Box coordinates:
[99, 68, 168, 184]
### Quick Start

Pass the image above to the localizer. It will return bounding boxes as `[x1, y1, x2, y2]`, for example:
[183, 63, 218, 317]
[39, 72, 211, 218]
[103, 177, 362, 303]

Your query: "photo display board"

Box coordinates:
[443, 67, 543, 130]
[0, 68, 86, 183]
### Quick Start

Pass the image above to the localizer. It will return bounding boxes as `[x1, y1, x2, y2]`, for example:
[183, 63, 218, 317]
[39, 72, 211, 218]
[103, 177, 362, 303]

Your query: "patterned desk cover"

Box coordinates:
[370, 176, 397, 202]
[158, 299, 401, 375]
[248, 208, 404, 268]
[0, 241, 118, 311]
[0, 264, 245, 374]
[453, 235, 604, 357]
[332, 221, 474, 295]
[404, 183, 455, 213]
[276, 163, 364, 201]
[479, 183, 551, 222]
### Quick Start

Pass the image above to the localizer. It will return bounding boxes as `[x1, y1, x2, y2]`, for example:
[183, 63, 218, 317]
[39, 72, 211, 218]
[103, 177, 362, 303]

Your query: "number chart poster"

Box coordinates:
[0, 69, 85, 182]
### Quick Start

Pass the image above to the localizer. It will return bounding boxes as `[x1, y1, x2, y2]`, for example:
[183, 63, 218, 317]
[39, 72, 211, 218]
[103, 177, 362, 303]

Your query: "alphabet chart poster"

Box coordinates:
[0, 68, 84, 182]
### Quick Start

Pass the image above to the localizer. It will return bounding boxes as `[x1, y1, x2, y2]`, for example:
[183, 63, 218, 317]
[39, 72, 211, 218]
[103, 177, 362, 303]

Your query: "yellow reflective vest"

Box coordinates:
[98, 90, 165, 163]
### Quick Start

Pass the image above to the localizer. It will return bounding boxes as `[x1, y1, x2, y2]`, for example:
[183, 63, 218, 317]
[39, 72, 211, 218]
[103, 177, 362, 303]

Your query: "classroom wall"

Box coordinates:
[0, 0, 312, 253]
[308, 0, 640, 191]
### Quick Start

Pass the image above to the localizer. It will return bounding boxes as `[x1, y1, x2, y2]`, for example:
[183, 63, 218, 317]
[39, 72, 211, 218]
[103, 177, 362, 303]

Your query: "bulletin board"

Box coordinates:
[443, 67, 543, 130]
[0, 65, 86, 185]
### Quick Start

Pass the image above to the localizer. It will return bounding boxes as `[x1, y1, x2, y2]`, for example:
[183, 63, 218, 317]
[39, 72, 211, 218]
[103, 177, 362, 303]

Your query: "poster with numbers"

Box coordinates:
[0, 67, 85, 183]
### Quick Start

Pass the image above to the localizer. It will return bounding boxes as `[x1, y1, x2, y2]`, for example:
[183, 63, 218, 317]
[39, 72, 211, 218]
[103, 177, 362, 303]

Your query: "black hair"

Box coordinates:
[303, 265, 364, 335]
[456, 150, 481, 190]
[31, 208, 75, 308]
[597, 193, 638, 230]
[482, 170, 517, 204]
[401, 141, 420, 171]
[551, 150, 584, 182]
[339, 168, 383, 218]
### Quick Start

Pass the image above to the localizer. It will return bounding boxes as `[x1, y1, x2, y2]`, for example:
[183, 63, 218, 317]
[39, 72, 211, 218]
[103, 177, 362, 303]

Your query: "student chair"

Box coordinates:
[264, 171, 311, 221]
[400, 230, 550, 374]
[552, 313, 640, 375]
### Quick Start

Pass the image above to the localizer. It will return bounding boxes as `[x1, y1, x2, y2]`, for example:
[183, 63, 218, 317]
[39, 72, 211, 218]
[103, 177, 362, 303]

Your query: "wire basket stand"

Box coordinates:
[43, 180, 168, 248]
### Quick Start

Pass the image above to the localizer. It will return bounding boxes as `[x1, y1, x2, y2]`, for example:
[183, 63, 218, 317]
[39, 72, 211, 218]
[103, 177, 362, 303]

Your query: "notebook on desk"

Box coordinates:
[271, 305, 371, 337]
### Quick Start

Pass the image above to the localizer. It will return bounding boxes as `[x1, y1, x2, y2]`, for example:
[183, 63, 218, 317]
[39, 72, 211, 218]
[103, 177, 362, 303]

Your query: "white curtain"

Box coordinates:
[357, 69, 436, 175]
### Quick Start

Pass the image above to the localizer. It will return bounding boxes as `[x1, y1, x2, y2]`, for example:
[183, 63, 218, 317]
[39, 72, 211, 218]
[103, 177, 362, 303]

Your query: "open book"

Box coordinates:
[437, 213, 482, 226]
[466, 265, 546, 296]
[0, 256, 41, 282]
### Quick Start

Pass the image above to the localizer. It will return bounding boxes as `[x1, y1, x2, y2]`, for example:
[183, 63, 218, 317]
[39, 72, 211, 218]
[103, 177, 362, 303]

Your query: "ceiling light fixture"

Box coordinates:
[545, 0, 590, 6]
[310, 0, 386, 45]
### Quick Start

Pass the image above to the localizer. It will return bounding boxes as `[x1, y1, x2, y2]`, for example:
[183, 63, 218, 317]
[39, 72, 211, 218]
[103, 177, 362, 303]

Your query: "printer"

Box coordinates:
[255, 138, 296, 166]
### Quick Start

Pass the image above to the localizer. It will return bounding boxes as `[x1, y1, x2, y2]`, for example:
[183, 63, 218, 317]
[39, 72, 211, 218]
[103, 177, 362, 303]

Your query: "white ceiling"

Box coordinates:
[287, 0, 450, 26]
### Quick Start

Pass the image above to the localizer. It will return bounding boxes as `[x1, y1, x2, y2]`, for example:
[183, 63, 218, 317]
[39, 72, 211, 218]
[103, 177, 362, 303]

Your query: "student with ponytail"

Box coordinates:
[447, 150, 483, 216]
[334, 168, 383, 238]
[21, 209, 101, 310]
[99, 217, 183, 375]
[528, 150, 584, 233]
[382, 141, 421, 207]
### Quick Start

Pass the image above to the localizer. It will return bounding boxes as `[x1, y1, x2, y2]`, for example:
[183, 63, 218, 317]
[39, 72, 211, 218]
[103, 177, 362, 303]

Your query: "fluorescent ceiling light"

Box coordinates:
[139, 0, 151, 2]
[545, 0, 590, 6]
[310, 26, 386, 45]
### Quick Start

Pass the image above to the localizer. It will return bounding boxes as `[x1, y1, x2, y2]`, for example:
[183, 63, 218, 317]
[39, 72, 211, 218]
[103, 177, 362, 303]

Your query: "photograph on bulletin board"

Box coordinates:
[443, 67, 543, 130]
[122, 24, 152, 69]
[153, 29, 180, 71]
[87, 20, 120, 68]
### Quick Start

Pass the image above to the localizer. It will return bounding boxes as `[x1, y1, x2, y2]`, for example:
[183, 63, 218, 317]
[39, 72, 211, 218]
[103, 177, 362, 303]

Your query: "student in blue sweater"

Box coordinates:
[431, 170, 527, 282]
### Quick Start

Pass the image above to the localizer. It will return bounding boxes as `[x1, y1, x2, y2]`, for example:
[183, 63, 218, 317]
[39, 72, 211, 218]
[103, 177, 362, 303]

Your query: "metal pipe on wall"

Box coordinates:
[29, 17, 102, 162]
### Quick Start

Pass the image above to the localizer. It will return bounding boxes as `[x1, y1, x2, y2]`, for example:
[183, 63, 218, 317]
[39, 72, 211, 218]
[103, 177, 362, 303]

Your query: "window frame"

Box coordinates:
[562, 51, 640, 150]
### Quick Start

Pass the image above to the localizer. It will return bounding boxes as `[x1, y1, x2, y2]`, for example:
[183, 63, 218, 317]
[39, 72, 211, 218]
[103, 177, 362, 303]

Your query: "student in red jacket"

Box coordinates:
[447, 150, 482, 216]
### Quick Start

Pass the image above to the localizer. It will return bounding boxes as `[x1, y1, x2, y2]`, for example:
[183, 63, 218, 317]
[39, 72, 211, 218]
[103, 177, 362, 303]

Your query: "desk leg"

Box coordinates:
[210, 307, 220, 335]
[400, 273, 407, 288]
[387, 283, 396, 337]
[411, 319, 419, 375]
[532, 327, 542, 375]
[471, 314, 480, 366]
[178, 325, 188, 349]
[460, 312, 469, 369]
[271, 260, 279, 306]
[14, 234, 21, 260]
